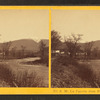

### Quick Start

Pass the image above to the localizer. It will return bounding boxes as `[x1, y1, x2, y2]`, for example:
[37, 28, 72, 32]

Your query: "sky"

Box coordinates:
[0, 9, 49, 42]
[52, 10, 100, 43]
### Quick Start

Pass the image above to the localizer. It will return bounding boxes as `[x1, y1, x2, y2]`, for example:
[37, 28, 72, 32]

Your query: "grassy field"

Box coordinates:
[0, 57, 48, 87]
[51, 56, 100, 88]
[83, 60, 100, 87]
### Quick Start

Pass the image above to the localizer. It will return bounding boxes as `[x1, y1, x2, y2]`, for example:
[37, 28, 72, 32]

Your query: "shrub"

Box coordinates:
[73, 63, 95, 85]
[53, 55, 78, 66]
[41, 54, 49, 66]
[0, 64, 15, 86]
[52, 56, 97, 88]
[14, 70, 44, 87]
[0, 64, 44, 87]
[51, 62, 93, 88]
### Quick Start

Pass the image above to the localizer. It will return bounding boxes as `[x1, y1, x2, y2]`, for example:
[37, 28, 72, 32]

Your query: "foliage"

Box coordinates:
[0, 64, 15, 86]
[52, 56, 97, 88]
[2, 41, 12, 59]
[0, 64, 44, 87]
[39, 40, 48, 66]
[21, 45, 26, 58]
[64, 33, 82, 58]
[53, 55, 78, 66]
[51, 30, 61, 50]
[14, 70, 44, 87]
[39, 40, 46, 60]
[84, 41, 94, 59]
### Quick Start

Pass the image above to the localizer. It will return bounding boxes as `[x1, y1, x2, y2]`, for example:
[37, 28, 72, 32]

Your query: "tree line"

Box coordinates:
[0, 40, 48, 61]
[51, 30, 100, 60]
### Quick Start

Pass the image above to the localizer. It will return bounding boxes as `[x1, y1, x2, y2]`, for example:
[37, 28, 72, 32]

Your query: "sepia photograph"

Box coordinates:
[51, 10, 100, 88]
[0, 9, 49, 87]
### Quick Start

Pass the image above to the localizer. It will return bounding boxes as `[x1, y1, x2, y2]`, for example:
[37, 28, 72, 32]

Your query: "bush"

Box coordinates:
[0, 64, 44, 87]
[0, 64, 15, 86]
[14, 70, 44, 87]
[73, 63, 95, 85]
[41, 54, 49, 66]
[52, 56, 97, 88]
[53, 55, 78, 66]
[51, 62, 93, 88]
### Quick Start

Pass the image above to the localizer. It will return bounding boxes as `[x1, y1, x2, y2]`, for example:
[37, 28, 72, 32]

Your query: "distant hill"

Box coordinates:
[58, 40, 100, 50]
[10, 39, 39, 52]
[93, 40, 100, 49]
[0, 39, 49, 52]
[79, 40, 100, 50]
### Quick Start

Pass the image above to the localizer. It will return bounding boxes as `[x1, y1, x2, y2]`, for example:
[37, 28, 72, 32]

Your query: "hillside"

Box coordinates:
[10, 39, 39, 52]
[0, 39, 49, 52]
[80, 40, 100, 50]
[58, 40, 100, 50]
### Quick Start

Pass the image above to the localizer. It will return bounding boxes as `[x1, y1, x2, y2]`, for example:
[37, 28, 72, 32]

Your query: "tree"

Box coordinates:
[84, 41, 94, 60]
[92, 47, 99, 59]
[21, 45, 26, 58]
[51, 30, 61, 50]
[39, 40, 46, 60]
[2, 41, 12, 59]
[64, 33, 82, 58]
[39, 40, 48, 66]
[11, 46, 17, 58]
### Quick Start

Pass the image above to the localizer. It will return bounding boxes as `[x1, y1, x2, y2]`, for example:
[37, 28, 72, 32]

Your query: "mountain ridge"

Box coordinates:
[0, 39, 49, 52]
[59, 40, 100, 50]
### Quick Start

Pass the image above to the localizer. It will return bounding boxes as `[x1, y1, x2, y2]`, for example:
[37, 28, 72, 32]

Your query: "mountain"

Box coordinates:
[59, 40, 100, 50]
[79, 40, 100, 50]
[93, 40, 100, 49]
[10, 39, 39, 52]
[0, 39, 49, 52]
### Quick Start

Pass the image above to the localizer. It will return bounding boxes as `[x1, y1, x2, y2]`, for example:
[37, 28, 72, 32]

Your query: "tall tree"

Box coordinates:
[51, 30, 61, 50]
[84, 41, 94, 59]
[39, 40, 46, 61]
[64, 33, 82, 58]
[92, 47, 99, 59]
[2, 41, 12, 59]
[11, 46, 17, 58]
[21, 45, 26, 58]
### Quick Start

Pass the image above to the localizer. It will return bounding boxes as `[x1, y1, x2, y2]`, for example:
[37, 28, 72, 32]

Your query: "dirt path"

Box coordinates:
[0, 57, 48, 87]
